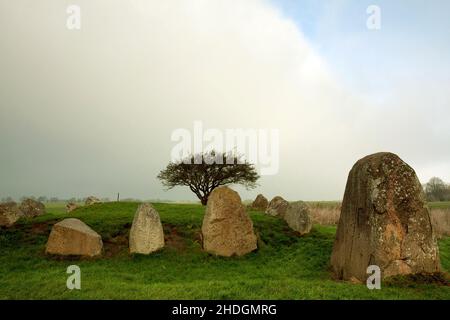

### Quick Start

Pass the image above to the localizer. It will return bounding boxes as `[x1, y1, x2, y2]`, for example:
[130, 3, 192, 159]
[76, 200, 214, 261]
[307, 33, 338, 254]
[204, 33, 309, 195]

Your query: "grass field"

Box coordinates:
[0, 202, 449, 300]
[428, 201, 450, 209]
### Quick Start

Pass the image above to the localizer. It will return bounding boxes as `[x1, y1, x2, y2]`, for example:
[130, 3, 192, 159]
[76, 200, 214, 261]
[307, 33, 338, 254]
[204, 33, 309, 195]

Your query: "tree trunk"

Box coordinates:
[200, 197, 208, 206]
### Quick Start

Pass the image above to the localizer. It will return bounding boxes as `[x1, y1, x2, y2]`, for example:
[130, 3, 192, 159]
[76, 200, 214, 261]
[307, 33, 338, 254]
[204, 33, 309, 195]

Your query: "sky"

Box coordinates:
[0, 0, 449, 202]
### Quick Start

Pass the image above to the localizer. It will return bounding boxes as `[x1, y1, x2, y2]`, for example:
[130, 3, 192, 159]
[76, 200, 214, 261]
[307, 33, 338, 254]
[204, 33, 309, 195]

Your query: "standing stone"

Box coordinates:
[265, 196, 289, 218]
[129, 203, 165, 254]
[19, 199, 45, 218]
[0, 202, 22, 227]
[202, 187, 257, 257]
[331, 152, 440, 282]
[45, 218, 103, 257]
[251, 194, 269, 211]
[284, 201, 312, 235]
[85, 196, 101, 206]
[66, 202, 78, 213]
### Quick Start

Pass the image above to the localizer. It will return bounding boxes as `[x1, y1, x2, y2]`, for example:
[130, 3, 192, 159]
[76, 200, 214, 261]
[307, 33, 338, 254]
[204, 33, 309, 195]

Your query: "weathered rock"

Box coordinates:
[265, 196, 289, 218]
[251, 194, 269, 211]
[331, 152, 440, 282]
[129, 203, 165, 254]
[66, 202, 78, 213]
[202, 187, 257, 257]
[284, 201, 312, 235]
[85, 196, 101, 206]
[0, 202, 22, 227]
[45, 218, 103, 257]
[19, 199, 45, 218]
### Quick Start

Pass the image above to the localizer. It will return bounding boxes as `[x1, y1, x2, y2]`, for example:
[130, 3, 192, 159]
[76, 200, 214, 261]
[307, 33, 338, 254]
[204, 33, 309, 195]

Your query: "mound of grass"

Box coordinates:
[0, 202, 449, 299]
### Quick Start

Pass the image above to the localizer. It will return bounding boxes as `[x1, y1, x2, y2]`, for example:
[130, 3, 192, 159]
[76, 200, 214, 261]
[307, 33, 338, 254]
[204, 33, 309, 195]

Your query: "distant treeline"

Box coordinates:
[423, 177, 450, 202]
[2, 177, 450, 203]
[0, 196, 111, 203]
[0, 196, 197, 204]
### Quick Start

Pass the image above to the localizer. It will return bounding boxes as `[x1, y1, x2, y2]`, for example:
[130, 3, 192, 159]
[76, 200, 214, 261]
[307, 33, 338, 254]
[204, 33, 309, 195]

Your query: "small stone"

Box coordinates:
[85, 196, 101, 206]
[0, 202, 22, 227]
[19, 199, 45, 218]
[66, 202, 79, 213]
[251, 194, 269, 211]
[265, 196, 289, 218]
[284, 201, 312, 235]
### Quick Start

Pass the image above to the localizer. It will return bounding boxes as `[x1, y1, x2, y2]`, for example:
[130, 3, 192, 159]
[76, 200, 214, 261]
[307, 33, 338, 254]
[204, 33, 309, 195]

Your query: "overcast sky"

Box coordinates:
[1, 0, 449, 202]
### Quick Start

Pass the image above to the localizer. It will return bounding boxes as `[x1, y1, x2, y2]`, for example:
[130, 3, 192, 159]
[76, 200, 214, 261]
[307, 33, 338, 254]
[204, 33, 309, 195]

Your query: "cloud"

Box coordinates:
[0, 0, 448, 201]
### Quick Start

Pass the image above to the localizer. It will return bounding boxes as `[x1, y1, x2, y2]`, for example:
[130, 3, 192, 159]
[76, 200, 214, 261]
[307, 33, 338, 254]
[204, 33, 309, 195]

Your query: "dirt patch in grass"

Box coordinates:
[385, 272, 450, 287]
[164, 224, 190, 251]
[193, 230, 202, 244]
[30, 222, 54, 235]
[10, 219, 58, 235]
[103, 234, 128, 257]
[4, 219, 58, 246]
[96, 223, 198, 257]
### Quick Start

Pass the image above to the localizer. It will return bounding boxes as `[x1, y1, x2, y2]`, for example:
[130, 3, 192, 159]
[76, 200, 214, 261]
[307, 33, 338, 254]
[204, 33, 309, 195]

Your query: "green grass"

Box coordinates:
[428, 201, 450, 209]
[0, 202, 449, 300]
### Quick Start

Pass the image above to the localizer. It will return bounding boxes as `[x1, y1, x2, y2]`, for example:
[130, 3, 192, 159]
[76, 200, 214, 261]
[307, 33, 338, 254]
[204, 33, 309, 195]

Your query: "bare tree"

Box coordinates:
[157, 151, 259, 205]
[425, 177, 450, 201]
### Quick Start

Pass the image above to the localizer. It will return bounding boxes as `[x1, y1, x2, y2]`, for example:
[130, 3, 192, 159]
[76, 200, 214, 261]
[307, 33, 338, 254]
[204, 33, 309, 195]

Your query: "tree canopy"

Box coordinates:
[157, 151, 259, 205]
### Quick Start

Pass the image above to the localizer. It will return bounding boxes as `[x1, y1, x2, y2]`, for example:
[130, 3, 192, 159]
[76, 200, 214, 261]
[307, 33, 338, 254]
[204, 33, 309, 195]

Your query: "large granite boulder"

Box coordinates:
[129, 203, 165, 254]
[284, 201, 312, 235]
[251, 194, 269, 211]
[45, 218, 103, 257]
[0, 202, 22, 227]
[202, 187, 257, 257]
[85, 196, 101, 206]
[19, 199, 45, 218]
[331, 152, 440, 281]
[265, 196, 289, 218]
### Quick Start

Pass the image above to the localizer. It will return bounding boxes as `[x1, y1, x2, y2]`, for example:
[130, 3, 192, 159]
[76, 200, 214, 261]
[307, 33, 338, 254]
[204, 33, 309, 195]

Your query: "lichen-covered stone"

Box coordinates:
[129, 203, 165, 254]
[265, 196, 289, 218]
[331, 152, 440, 281]
[202, 187, 257, 257]
[85, 196, 101, 206]
[19, 199, 45, 218]
[66, 202, 78, 213]
[284, 201, 312, 235]
[0, 202, 22, 227]
[251, 194, 269, 211]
